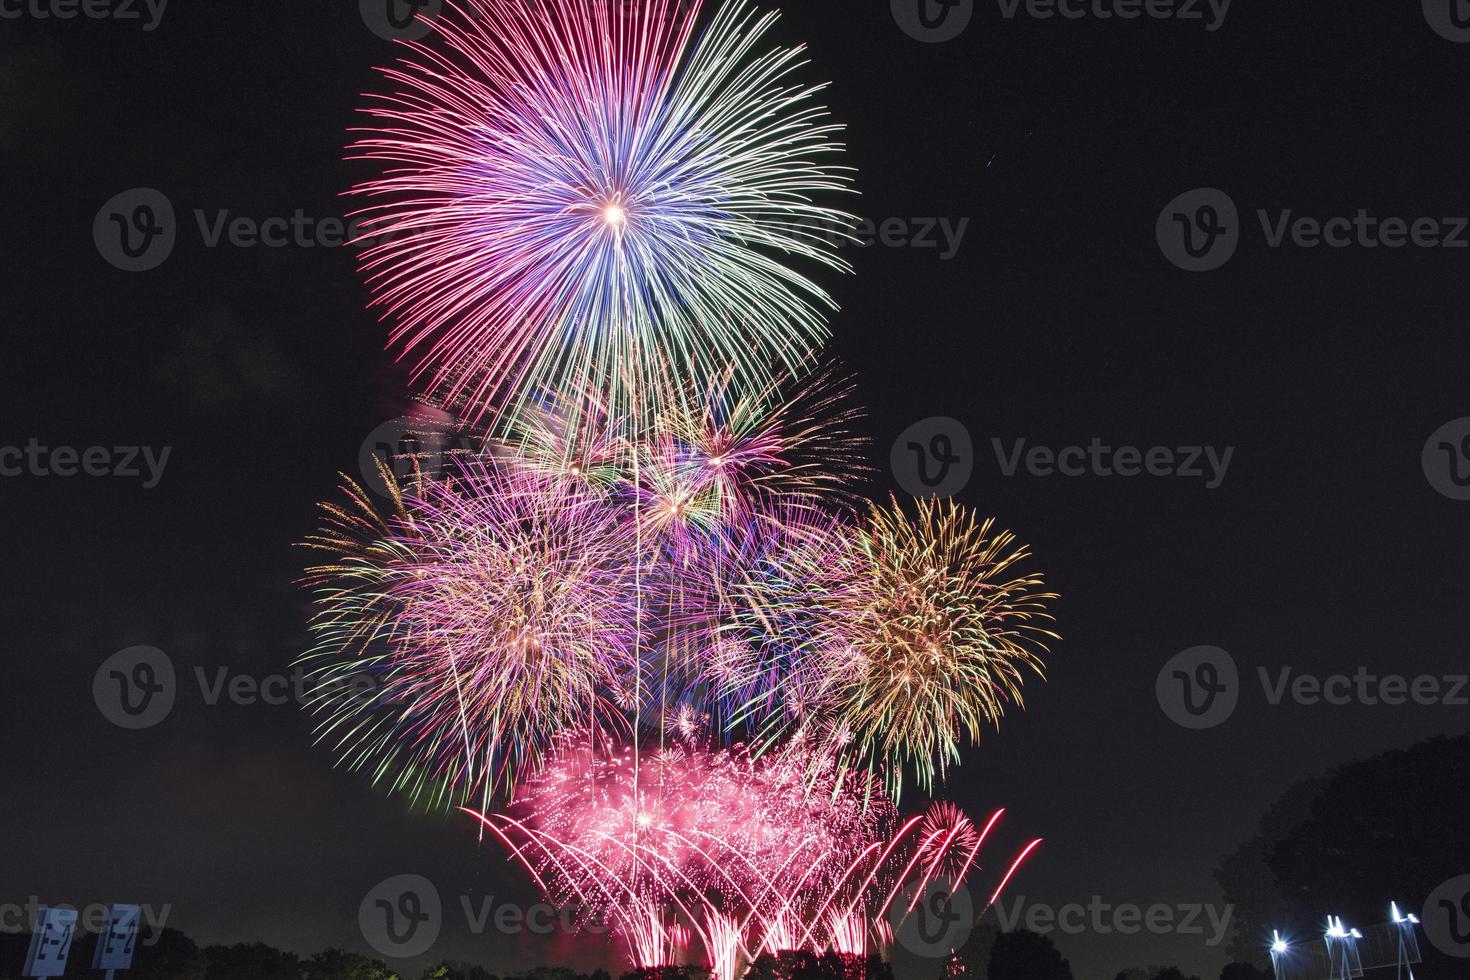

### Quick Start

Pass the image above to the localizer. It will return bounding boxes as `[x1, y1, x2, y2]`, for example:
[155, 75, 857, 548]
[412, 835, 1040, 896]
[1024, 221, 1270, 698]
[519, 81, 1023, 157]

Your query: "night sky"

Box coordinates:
[4, 1, 1470, 978]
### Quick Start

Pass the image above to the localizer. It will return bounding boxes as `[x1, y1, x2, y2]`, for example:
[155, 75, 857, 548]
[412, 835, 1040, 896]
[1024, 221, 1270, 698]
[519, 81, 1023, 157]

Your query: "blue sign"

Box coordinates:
[23, 908, 78, 979]
[93, 904, 142, 972]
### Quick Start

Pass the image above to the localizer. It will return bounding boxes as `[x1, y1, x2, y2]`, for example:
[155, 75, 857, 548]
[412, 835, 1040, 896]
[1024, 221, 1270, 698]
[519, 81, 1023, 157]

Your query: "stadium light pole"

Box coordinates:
[1269, 931, 1290, 980]
[1390, 902, 1421, 980]
[1325, 916, 1364, 980]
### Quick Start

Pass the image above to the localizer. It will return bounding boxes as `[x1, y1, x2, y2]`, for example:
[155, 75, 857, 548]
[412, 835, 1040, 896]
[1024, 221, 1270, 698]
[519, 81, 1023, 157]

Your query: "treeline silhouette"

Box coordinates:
[0, 928, 1275, 980]
[0, 932, 900, 980]
[1215, 734, 1470, 973]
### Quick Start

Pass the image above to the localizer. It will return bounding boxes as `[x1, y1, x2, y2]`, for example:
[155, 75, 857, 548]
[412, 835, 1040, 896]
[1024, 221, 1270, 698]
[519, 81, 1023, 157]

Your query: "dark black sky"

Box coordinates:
[3, 2, 1470, 979]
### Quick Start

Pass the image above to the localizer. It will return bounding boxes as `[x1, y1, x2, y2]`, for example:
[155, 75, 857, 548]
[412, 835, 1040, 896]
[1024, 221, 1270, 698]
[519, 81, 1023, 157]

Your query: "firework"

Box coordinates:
[624, 362, 866, 558]
[735, 497, 1058, 799]
[700, 504, 858, 738]
[304, 0, 1065, 971]
[468, 735, 1040, 977]
[350, 0, 857, 427]
[501, 736, 889, 914]
[482, 357, 866, 543]
[300, 361, 868, 780]
[916, 802, 984, 882]
[617, 365, 864, 735]
[299, 458, 640, 808]
[490, 383, 629, 496]
[463, 364, 865, 743]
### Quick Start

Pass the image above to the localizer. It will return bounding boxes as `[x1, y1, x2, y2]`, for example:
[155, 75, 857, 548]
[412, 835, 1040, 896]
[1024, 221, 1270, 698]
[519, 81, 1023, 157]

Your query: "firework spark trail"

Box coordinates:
[989, 836, 1046, 908]
[350, 0, 857, 429]
[704, 913, 744, 980]
[826, 910, 870, 957]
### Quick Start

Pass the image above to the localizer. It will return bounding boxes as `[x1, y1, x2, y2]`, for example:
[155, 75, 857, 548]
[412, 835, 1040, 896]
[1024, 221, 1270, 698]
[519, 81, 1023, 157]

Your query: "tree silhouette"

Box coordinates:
[986, 930, 1073, 980]
[1270, 736, 1470, 918]
[1214, 776, 1327, 963]
[1219, 963, 1272, 980]
[202, 942, 302, 980]
[1220, 734, 1470, 974]
[301, 948, 398, 979]
[421, 964, 496, 980]
[0, 928, 211, 980]
[741, 952, 887, 980]
[129, 929, 209, 980]
[619, 969, 714, 980]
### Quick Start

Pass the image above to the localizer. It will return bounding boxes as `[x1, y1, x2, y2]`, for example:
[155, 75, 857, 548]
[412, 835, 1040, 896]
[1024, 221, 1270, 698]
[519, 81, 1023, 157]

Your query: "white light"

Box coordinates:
[1392, 902, 1403, 924]
[1271, 931, 1289, 954]
[1327, 917, 1348, 939]
[1408, 914, 1420, 924]
[604, 203, 627, 226]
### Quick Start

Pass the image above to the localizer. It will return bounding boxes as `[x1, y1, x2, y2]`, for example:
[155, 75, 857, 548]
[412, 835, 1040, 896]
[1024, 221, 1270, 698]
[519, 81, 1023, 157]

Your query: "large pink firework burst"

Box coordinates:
[467, 735, 1042, 976]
